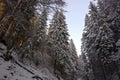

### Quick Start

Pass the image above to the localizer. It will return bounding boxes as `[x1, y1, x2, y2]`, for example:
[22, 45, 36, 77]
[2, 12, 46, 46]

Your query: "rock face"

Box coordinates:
[0, 43, 7, 54]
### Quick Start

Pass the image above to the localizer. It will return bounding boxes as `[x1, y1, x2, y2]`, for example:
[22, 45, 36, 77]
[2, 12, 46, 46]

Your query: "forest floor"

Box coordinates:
[0, 43, 58, 80]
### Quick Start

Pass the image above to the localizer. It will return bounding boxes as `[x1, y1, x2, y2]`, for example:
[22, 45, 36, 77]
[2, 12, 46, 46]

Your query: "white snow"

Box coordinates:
[0, 57, 33, 80]
[0, 56, 60, 80]
[0, 43, 59, 80]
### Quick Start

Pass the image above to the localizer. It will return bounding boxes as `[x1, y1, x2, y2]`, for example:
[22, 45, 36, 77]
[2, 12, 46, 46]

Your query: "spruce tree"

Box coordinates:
[48, 10, 70, 79]
[33, 9, 48, 49]
[82, 2, 99, 80]
[0, 0, 66, 58]
[82, 0, 120, 80]
[48, 10, 69, 50]
[69, 39, 77, 57]
[68, 39, 78, 78]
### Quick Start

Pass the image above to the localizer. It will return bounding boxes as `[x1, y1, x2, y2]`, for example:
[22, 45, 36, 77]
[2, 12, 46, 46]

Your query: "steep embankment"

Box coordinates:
[0, 43, 59, 80]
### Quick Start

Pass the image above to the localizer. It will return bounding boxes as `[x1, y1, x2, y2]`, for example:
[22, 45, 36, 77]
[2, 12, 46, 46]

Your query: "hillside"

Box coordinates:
[0, 42, 83, 80]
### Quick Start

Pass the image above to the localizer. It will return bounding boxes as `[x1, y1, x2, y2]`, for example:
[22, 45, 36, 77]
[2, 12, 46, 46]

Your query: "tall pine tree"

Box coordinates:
[48, 10, 69, 50]
[48, 10, 70, 80]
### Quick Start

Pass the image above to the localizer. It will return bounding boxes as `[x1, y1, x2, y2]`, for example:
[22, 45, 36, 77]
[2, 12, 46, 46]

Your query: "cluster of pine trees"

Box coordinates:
[81, 0, 120, 80]
[0, 0, 82, 80]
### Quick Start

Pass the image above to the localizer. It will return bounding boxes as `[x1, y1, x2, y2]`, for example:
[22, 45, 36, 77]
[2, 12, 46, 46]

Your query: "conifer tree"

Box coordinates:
[48, 10, 69, 50]
[48, 10, 70, 79]
[69, 39, 77, 57]
[32, 8, 48, 49]
[82, 0, 120, 80]
[69, 39, 81, 80]
[82, 2, 99, 80]
[0, 0, 66, 58]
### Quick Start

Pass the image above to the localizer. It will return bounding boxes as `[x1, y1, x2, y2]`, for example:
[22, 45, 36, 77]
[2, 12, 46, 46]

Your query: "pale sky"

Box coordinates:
[65, 0, 94, 55]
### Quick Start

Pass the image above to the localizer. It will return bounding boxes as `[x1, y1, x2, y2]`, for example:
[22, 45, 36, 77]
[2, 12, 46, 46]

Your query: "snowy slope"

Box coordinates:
[0, 57, 34, 80]
[0, 55, 60, 80]
[0, 43, 59, 80]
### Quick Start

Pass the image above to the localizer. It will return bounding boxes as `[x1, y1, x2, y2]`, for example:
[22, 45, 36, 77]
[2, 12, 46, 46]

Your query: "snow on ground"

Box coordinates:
[0, 57, 33, 80]
[0, 43, 58, 80]
[0, 56, 59, 80]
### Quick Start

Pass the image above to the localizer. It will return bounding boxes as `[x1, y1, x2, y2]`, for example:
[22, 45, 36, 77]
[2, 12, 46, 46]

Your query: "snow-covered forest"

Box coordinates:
[81, 0, 120, 80]
[0, 0, 83, 80]
[0, 0, 120, 80]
